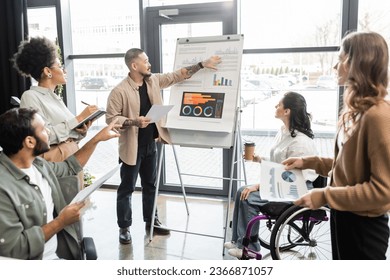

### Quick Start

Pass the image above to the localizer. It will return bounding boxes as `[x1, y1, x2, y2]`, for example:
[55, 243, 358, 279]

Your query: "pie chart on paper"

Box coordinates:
[281, 171, 296, 183]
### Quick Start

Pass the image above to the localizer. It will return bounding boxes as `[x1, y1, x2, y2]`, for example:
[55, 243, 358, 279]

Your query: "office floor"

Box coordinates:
[82, 189, 390, 260]
[82, 189, 274, 260]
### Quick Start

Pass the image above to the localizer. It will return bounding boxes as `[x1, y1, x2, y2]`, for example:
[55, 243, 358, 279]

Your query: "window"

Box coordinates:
[146, 0, 231, 7]
[159, 22, 225, 190]
[240, 52, 338, 134]
[27, 7, 58, 41]
[26, 6, 58, 88]
[239, 0, 342, 161]
[67, 0, 141, 185]
[241, 0, 342, 49]
[69, 0, 140, 54]
[358, 0, 390, 47]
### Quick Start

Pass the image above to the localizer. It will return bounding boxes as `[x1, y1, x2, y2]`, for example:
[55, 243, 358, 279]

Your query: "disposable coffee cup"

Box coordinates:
[244, 142, 255, 161]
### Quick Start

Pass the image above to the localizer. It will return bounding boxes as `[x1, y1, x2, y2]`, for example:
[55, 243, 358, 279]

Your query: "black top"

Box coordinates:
[138, 82, 158, 146]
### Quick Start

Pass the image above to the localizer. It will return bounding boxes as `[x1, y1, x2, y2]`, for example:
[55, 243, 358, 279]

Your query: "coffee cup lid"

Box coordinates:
[244, 142, 255, 146]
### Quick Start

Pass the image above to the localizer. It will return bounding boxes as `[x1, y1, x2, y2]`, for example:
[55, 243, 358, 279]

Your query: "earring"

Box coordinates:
[47, 73, 52, 79]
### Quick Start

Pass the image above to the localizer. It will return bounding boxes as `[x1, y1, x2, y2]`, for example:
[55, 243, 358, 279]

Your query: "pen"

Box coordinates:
[81, 101, 90, 106]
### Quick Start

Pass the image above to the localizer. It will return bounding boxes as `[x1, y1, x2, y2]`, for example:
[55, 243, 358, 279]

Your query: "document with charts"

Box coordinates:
[259, 161, 309, 201]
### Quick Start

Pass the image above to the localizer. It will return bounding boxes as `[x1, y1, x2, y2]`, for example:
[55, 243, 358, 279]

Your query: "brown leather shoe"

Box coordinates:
[119, 227, 132, 244]
[145, 219, 170, 235]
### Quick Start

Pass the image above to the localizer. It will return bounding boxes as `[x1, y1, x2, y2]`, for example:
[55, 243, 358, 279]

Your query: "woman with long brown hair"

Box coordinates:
[283, 31, 390, 259]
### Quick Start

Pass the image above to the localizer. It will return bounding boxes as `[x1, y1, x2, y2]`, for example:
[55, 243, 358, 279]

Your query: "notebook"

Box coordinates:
[75, 109, 106, 129]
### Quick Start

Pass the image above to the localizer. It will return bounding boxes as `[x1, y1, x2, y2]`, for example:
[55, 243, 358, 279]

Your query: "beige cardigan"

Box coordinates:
[106, 70, 185, 165]
[302, 100, 390, 217]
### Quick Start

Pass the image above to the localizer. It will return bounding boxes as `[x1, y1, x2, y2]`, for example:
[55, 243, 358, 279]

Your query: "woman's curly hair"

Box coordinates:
[12, 37, 58, 81]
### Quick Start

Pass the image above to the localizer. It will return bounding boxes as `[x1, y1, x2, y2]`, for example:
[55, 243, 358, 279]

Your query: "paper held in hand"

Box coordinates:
[259, 161, 310, 201]
[145, 105, 174, 123]
[70, 163, 121, 204]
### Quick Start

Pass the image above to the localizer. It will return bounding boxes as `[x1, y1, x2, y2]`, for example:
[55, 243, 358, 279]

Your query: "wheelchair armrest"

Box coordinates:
[258, 201, 294, 218]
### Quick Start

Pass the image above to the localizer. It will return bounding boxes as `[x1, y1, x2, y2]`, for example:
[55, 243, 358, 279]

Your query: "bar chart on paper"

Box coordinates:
[213, 74, 233, 86]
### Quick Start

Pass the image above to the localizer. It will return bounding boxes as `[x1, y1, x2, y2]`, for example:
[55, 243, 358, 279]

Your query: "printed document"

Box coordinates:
[260, 161, 309, 201]
[146, 105, 174, 123]
[71, 163, 121, 204]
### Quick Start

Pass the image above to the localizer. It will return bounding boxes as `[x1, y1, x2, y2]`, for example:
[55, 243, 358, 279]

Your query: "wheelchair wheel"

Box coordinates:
[258, 201, 294, 250]
[258, 220, 272, 249]
[258, 217, 305, 252]
[269, 205, 331, 260]
[82, 237, 98, 260]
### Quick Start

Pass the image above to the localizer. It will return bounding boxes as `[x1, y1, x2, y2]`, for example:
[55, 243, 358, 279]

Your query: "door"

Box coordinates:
[144, 2, 237, 196]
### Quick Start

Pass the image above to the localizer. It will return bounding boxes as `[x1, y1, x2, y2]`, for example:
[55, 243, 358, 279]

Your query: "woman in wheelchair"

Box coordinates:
[283, 31, 390, 260]
[225, 91, 318, 258]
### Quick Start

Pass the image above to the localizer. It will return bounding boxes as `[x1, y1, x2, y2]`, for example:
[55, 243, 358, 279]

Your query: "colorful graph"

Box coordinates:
[180, 92, 224, 119]
[281, 171, 296, 183]
[213, 74, 233, 86]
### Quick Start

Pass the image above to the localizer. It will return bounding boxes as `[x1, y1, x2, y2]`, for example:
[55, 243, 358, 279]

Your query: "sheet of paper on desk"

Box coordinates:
[146, 105, 174, 123]
[259, 160, 308, 201]
[70, 163, 121, 204]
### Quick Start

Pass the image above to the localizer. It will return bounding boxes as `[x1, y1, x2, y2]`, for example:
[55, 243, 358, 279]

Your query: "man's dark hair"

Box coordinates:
[124, 48, 144, 69]
[12, 37, 58, 81]
[0, 108, 38, 156]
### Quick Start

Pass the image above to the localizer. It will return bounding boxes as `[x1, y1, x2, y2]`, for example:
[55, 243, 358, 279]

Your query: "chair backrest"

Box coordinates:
[10, 96, 21, 106]
[312, 175, 327, 188]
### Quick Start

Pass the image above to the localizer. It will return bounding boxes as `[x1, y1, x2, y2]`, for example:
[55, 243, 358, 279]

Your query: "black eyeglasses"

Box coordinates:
[50, 65, 65, 71]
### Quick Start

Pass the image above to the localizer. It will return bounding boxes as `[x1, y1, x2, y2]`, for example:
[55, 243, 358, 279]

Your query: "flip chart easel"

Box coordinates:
[150, 108, 248, 256]
[149, 34, 244, 255]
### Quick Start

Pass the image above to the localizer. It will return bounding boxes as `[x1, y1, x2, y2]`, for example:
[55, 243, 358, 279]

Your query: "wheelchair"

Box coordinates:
[240, 176, 331, 260]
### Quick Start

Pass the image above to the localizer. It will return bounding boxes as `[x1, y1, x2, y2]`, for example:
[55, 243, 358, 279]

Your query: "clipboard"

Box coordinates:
[75, 109, 106, 129]
[70, 163, 121, 204]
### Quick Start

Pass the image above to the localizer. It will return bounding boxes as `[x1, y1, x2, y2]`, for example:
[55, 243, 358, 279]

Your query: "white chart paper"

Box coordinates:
[260, 161, 309, 201]
[70, 163, 121, 204]
[146, 105, 174, 123]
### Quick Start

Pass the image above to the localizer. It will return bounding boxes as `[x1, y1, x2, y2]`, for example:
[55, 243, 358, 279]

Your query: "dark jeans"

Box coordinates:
[331, 209, 389, 259]
[117, 141, 158, 228]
